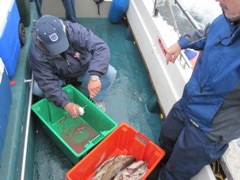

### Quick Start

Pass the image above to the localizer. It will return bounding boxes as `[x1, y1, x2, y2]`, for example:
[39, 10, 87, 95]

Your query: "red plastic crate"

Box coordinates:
[66, 122, 165, 180]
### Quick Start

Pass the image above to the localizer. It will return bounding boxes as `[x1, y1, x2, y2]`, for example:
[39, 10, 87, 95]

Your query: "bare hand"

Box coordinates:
[88, 80, 101, 98]
[166, 42, 181, 64]
[64, 102, 79, 118]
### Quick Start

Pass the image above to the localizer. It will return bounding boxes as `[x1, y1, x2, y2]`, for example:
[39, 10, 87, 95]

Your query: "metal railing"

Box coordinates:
[153, 0, 201, 29]
[20, 74, 34, 180]
[153, 0, 201, 69]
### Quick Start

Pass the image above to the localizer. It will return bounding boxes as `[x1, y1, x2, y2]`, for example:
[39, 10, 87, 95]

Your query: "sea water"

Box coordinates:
[179, 0, 221, 25]
[156, 0, 222, 35]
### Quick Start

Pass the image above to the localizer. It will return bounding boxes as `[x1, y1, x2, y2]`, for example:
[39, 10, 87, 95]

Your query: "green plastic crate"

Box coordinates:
[31, 84, 118, 164]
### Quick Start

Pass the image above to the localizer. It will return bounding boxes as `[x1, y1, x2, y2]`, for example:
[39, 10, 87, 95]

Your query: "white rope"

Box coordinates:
[165, 0, 180, 37]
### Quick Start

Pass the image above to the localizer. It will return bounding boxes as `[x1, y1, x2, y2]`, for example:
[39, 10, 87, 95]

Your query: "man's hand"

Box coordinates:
[64, 102, 79, 118]
[166, 42, 181, 64]
[88, 79, 101, 98]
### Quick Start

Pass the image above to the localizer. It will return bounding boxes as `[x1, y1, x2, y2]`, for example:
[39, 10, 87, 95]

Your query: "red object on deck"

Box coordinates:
[10, 80, 16, 86]
[66, 122, 165, 180]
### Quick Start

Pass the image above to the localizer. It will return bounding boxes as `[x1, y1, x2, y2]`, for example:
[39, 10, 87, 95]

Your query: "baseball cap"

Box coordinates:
[35, 15, 69, 55]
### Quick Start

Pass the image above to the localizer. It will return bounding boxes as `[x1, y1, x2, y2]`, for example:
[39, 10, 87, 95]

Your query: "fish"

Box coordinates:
[76, 105, 87, 116]
[113, 160, 148, 180]
[91, 155, 118, 180]
[91, 154, 136, 180]
[101, 155, 136, 180]
[127, 161, 148, 180]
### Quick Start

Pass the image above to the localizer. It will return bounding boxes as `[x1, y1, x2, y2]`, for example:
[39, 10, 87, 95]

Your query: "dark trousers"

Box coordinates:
[158, 101, 228, 180]
[33, 0, 77, 22]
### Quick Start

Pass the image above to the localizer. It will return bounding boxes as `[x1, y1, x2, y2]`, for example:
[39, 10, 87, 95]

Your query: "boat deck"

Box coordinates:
[0, 2, 163, 179]
[1, 1, 233, 179]
[32, 18, 162, 179]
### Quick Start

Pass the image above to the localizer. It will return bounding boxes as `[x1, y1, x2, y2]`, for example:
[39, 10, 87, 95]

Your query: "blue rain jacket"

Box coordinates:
[178, 14, 240, 136]
[30, 21, 110, 108]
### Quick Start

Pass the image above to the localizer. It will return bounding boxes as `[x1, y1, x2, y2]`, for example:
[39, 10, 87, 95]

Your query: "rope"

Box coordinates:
[165, 0, 180, 37]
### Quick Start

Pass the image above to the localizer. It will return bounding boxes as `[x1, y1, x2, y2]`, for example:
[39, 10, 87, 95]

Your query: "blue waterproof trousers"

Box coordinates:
[33, 0, 77, 22]
[158, 101, 228, 180]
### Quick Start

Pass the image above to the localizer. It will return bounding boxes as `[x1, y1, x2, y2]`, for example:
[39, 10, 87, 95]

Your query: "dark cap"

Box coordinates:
[35, 15, 69, 55]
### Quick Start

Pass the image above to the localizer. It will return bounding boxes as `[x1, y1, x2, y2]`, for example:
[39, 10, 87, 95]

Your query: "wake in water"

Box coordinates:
[156, 0, 222, 35]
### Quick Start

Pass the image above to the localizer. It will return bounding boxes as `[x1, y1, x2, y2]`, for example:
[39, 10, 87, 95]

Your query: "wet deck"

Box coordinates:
[33, 18, 163, 179]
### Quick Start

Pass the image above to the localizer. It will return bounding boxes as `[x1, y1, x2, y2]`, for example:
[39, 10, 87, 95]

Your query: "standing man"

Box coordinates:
[158, 0, 240, 179]
[33, 0, 77, 23]
[30, 15, 116, 116]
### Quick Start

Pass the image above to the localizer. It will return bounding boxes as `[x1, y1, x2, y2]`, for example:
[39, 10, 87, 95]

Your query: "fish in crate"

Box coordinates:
[91, 154, 148, 180]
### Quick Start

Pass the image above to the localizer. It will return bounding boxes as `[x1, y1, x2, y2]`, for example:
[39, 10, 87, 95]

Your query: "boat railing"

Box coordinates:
[153, 0, 203, 30]
[178, 53, 193, 69]
[20, 74, 34, 180]
[153, 0, 203, 70]
[173, 0, 202, 30]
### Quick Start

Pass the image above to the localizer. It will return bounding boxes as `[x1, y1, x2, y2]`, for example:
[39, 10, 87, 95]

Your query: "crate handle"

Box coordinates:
[91, 133, 105, 145]
[136, 132, 150, 146]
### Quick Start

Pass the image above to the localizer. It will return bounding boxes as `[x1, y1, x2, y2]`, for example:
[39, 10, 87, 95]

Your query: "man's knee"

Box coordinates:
[107, 65, 117, 82]
[32, 81, 43, 97]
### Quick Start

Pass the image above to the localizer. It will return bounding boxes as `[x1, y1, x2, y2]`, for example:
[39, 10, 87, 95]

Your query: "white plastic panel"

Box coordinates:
[0, 0, 14, 37]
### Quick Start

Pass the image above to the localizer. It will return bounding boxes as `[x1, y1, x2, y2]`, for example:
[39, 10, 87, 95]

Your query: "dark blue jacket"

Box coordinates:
[30, 21, 110, 108]
[178, 15, 240, 142]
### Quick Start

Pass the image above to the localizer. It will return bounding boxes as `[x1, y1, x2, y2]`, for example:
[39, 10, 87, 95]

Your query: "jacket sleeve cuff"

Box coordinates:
[57, 94, 69, 108]
[178, 36, 189, 49]
[89, 71, 102, 78]
[61, 101, 70, 108]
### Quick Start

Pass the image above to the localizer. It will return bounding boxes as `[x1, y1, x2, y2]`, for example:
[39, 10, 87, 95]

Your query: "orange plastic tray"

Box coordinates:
[66, 122, 165, 179]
